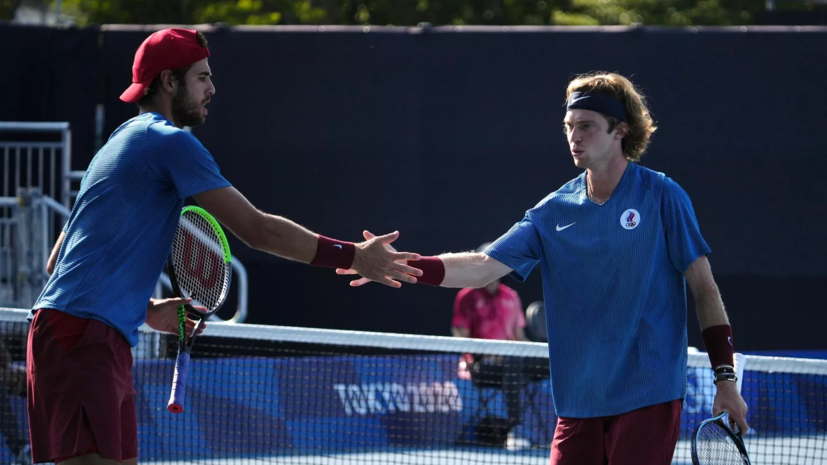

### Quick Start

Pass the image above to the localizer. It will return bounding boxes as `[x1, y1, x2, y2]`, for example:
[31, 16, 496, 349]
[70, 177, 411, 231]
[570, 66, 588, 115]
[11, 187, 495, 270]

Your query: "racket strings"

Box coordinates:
[171, 211, 231, 310]
[695, 422, 747, 464]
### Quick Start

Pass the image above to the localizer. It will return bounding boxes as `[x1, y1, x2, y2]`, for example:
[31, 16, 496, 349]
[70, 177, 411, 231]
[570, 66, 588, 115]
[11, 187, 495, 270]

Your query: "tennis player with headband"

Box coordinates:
[27, 28, 422, 465]
[339, 72, 749, 465]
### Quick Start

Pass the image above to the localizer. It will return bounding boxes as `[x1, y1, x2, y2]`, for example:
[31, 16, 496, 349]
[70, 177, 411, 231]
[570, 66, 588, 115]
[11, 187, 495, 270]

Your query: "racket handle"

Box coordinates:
[167, 352, 191, 414]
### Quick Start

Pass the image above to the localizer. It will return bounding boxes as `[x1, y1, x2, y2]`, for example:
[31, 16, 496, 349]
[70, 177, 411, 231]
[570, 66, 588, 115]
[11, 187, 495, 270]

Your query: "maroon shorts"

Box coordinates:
[550, 399, 682, 465]
[27, 309, 137, 463]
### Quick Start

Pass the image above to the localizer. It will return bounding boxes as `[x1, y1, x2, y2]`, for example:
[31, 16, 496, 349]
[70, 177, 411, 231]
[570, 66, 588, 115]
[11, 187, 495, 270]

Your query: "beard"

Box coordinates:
[172, 85, 207, 128]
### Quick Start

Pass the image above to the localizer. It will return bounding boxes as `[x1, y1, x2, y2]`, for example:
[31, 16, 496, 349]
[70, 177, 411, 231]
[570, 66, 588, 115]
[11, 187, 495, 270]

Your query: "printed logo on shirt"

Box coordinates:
[620, 209, 640, 230]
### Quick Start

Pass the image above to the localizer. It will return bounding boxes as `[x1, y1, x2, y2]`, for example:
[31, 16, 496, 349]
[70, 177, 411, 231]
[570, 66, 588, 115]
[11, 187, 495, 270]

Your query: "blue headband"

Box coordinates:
[566, 91, 628, 123]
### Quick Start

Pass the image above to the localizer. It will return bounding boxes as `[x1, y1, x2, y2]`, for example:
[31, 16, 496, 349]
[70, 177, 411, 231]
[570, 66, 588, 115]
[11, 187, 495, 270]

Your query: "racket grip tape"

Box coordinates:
[167, 352, 191, 414]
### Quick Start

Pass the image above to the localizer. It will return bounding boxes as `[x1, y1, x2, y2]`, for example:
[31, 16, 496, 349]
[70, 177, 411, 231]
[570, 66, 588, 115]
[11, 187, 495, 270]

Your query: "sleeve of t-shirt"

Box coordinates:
[661, 177, 712, 273]
[160, 130, 232, 199]
[451, 289, 472, 329]
[484, 213, 543, 282]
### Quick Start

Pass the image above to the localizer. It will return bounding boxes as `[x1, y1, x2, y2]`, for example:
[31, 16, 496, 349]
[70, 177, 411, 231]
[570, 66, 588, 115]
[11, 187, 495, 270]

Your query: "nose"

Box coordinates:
[207, 81, 216, 96]
[569, 128, 582, 143]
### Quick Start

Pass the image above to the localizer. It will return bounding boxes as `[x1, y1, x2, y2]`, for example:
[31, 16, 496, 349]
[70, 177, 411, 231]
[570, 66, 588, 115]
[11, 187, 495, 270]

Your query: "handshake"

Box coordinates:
[334, 230, 426, 289]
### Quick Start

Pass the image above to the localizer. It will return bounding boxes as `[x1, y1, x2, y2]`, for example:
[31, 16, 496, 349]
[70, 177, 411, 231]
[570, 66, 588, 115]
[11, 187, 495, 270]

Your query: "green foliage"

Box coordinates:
[563, 0, 762, 26]
[54, 0, 778, 27]
[0, 0, 21, 20]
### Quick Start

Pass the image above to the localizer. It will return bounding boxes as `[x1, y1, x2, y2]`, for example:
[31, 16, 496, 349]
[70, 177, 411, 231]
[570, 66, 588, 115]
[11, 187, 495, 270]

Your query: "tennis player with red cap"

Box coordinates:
[28, 28, 422, 465]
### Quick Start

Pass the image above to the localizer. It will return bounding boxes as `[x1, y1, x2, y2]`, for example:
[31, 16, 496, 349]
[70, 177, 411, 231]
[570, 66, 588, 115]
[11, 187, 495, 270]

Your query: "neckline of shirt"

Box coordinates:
[581, 162, 634, 206]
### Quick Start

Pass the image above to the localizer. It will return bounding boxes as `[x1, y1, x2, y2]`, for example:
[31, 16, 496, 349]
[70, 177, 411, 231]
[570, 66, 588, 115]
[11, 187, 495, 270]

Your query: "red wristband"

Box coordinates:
[310, 235, 355, 269]
[408, 257, 445, 286]
[701, 324, 734, 369]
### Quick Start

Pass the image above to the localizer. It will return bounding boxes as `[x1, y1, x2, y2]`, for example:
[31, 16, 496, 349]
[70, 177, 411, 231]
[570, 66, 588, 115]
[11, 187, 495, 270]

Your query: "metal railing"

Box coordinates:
[0, 190, 55, 308]
[0, 121, 82, 208]
[0, 122, 249, 322]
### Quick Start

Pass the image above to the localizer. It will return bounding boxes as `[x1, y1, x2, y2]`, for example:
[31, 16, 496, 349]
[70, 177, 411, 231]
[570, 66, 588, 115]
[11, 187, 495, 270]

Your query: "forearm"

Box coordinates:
[686, 257, 734, 370]
[694, 282, 729, 330]
[246, 212, 320, 263]
[46, 231, 66, 275]
[438, 252, 511, 289]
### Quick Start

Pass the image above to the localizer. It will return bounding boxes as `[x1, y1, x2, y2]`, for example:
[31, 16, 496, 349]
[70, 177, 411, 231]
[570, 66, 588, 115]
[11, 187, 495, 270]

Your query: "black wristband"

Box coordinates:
[714, 366, 735, 376]
[713, 370, 738, 384]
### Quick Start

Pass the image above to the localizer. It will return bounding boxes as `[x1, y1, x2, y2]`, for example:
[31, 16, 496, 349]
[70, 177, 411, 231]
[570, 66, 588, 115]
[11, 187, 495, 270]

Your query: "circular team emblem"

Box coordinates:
[620, 209, 640, 230]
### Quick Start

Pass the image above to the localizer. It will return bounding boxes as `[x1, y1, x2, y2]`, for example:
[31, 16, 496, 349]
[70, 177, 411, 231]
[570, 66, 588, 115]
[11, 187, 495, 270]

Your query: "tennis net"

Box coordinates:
[0, 308, 824, 465]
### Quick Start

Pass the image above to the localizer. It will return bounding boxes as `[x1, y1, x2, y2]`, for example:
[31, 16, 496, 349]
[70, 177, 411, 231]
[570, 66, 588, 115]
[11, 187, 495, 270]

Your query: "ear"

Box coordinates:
[614, 122, 629, 140]
[158, 70, 178, 95]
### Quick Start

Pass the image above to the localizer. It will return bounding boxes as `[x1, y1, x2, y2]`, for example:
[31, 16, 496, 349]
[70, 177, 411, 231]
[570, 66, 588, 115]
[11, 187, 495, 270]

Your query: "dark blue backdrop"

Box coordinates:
[2, 23, 826, 350]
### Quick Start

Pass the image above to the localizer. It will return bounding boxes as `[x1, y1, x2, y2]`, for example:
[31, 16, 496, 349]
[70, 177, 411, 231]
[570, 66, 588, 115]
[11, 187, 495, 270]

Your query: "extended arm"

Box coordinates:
[193, 186, 421, 287]
[439, 252, 513, 289]
[337, 231, 513, 289]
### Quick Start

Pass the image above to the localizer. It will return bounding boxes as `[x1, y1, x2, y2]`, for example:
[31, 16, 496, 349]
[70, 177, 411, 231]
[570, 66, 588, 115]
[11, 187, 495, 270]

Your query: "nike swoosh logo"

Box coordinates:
[556, 223, 576, 232]
[333, 244, 343, 249]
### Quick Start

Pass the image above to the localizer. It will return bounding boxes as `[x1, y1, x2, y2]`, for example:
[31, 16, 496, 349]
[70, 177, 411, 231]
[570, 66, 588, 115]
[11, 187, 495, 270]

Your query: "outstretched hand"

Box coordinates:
[145, 298, 207, 337]
[343, 231, 422, 288]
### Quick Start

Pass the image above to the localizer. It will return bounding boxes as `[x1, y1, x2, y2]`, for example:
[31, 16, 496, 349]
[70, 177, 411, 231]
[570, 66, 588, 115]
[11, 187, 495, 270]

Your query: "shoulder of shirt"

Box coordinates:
[499, 285, 519, 299]
[456, 288, 475, 300]
[634, 163, 687, 199]
[529, 172, 585, 212]
[120, 113, 205, 153]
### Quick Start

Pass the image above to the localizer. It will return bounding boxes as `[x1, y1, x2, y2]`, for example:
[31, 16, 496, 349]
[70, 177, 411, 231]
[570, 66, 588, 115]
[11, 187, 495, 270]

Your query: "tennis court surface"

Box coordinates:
[0, 308, 824, 464]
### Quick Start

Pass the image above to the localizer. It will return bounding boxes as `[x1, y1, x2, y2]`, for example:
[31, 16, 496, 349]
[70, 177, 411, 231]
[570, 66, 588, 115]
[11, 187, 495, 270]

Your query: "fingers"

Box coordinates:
[188, 322, 207, 335]
[375, 231, 400, 244]
[375, 276, 402, 288]
[732, 406, 750, 434]
[393, 262, 423, 276]
[185, 317, 206, 336]
[392, 252, 421, 262]
[730, 414, 749, 434]
[388, 270, 417, 284]
[349, 278, 371, 287]
[336, 268, 358, 275]
[714, 402, 750, 435]
[362, 230, 376, 240]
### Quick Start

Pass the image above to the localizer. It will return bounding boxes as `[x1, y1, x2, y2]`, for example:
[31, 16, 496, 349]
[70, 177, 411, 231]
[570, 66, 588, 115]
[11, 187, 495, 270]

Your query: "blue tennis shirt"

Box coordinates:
[486, 162, 710, 418]
[33, 113, 230, 346]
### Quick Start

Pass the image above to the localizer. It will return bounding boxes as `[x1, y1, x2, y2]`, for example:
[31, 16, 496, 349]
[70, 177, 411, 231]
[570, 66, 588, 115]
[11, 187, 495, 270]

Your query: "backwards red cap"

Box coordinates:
[120, 28, 211, 104]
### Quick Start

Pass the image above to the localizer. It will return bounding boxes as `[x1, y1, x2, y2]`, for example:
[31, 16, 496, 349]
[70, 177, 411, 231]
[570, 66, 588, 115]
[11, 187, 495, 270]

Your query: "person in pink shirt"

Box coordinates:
[452, 243, 531, 448]
[452, 281, 527, 342]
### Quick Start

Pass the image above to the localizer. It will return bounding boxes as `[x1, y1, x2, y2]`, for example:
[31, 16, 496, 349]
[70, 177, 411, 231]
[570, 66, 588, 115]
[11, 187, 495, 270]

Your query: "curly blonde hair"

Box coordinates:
[566, 72, 657, 162]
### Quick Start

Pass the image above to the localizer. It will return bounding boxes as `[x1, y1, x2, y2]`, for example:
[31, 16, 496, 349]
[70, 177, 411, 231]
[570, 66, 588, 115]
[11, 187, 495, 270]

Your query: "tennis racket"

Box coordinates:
[691, 412, 751, 465]
[167, 206, 232, 414]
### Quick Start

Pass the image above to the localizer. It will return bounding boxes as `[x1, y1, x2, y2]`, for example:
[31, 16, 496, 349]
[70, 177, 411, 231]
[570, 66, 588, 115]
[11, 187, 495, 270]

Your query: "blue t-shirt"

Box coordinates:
[486, 162, 710, 418]
[33, 113, 231, 346]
